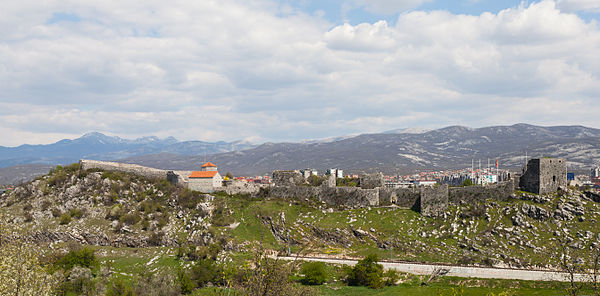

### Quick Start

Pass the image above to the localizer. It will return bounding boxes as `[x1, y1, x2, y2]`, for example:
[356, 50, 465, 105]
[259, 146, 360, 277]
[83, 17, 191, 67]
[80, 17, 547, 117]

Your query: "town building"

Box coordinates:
[326, 168, 344, 179]
[188, 162, 223, 193]
[300, 168, 318, 178]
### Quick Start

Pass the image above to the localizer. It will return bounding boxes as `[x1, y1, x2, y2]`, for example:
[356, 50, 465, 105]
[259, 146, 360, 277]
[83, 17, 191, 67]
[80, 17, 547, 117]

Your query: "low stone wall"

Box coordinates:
[217, 180, 263, 195]
[80, 160, 193, 187]
[268, 185, 379, 207]
[80, 160, 168, 180]
[449, 180, 515, 204]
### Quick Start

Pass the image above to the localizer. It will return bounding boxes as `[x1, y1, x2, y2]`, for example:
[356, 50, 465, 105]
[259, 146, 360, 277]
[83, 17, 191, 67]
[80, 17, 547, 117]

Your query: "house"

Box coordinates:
[188, 162, 223, 193]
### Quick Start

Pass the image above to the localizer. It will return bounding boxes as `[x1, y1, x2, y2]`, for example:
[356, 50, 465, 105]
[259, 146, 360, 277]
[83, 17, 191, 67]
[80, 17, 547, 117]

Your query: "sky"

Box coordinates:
[1, 0, 599, 146]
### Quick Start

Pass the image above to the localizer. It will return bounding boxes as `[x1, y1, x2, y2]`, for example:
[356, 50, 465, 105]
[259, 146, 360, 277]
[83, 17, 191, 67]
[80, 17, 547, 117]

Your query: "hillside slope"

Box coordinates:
[1, 164, 600, 270]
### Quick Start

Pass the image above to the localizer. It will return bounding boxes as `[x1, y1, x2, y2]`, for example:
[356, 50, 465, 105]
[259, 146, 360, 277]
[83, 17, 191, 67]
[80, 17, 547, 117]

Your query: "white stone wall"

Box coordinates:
[80, 159, 167, 180]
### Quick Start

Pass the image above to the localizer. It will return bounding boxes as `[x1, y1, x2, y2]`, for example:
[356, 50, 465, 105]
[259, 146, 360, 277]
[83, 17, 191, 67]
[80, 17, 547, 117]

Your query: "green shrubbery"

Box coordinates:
[336, 177, 358, 187]
[54, 247, 98, 271]
[59, 213, 72, 225]
[346, 254, 385, 289]
[300, 262, 328, 285]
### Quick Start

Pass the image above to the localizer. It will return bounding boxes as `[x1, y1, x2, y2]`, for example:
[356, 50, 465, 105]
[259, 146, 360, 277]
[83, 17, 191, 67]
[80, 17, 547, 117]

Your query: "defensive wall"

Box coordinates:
[266, 171, 519, 217]
[79, 160, 520, 217]
[79, 159, 192, 187]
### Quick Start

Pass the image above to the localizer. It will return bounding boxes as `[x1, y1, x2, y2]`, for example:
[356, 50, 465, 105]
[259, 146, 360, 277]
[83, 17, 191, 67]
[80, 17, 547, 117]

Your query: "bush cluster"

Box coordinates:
[54, 246, 98, 271]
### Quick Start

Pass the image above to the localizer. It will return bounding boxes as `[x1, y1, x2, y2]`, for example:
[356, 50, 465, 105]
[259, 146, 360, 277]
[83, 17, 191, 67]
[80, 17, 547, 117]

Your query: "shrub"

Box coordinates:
[178, 270, 194, 295]
[337, 177, 358, 187]
[54, 247, 97, 271]
[211, 199, 233, 227]
[141, 218, 150, 230]
[190, 259, 223, 287]
[40, 200, 51, 211]
[462, 179, 474, 186]
[106, 205, 125, 221]
[23, 203, 33, 211]
[134, 269, 180, 296]
[383, 269, 399, 286]
[106, 277, 134, 296]
[346, 254, 384, 289]
[59, 213, 72, 225]
[51, 208, 62, 218]
[24, 211, 33, 222]
[120, 212, 141, 225]
[156, 213, 169, 228]
[177, 189, 203, 209]
[307, 175, 324, 186]
[47, 170, 68, 187]
[300, 262, 328, 285]
[148, 231, 164, 246]
[70, 208, 84, 219]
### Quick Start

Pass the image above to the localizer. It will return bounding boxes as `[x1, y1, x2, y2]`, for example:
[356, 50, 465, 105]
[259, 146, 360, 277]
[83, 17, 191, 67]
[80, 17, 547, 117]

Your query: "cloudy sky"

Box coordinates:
[1, 0, 599, 146]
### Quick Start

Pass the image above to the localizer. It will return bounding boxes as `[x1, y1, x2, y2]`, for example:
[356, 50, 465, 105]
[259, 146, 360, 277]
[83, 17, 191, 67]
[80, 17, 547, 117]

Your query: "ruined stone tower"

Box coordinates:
[519, 158, 567, 195]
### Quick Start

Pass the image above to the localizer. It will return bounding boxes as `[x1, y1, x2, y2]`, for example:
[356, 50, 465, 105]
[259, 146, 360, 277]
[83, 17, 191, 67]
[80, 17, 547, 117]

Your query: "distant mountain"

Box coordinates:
[0, 132, 255, 168]
[119, 124, 600, 176]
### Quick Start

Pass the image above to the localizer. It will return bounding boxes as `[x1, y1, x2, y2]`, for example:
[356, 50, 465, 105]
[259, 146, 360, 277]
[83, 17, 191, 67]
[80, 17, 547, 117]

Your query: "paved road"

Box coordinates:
[279, 256, 590, 282]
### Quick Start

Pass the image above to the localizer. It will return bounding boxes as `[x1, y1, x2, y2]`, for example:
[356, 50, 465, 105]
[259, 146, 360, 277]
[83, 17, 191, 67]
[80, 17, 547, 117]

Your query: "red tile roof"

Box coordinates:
[189, 171, 218, 178]
[201, 162, 217, 167]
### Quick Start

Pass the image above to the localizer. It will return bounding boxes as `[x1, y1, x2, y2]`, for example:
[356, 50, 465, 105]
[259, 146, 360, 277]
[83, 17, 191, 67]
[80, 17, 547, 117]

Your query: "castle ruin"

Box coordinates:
[519, 158, 567, 195]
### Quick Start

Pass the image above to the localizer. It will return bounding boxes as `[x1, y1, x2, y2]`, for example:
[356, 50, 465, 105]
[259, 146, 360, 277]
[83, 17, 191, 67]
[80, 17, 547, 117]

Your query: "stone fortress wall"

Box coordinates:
[79, 158, 558, 217]
[79, 159, 193, 187]
[267, 171, 516, 217]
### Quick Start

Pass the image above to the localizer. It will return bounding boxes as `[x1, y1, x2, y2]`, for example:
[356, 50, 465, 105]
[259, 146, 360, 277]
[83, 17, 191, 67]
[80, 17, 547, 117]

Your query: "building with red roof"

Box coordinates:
[188, 162, 223, 193]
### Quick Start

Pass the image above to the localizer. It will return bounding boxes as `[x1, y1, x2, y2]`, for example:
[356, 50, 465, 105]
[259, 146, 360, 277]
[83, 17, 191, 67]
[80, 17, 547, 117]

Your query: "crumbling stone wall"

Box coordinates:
[419, 185, 449, 217]
[272, 170, 304, 186]
[520, 158, 567, 194]
[359, 173, 384, 189]
[449, 180, 515, 204]
[379, 188, 420, 208]
[217, 180, 263, 195]
[268, 185, 379, 207]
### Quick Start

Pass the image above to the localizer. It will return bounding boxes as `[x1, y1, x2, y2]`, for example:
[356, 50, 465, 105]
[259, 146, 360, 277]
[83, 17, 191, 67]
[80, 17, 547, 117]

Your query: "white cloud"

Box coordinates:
[0, 0, 599, 146]
[557, 0, 600, 12]
[351, 0, 432, 15]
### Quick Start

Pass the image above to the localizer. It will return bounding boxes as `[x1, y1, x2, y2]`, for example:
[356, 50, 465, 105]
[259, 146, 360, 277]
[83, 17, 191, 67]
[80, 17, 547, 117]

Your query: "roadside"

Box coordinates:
[279, 255, 588, 282]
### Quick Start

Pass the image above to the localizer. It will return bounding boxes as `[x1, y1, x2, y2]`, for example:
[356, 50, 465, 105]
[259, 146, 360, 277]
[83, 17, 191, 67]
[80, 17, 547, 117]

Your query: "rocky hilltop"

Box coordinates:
[1, 163, 600, 270]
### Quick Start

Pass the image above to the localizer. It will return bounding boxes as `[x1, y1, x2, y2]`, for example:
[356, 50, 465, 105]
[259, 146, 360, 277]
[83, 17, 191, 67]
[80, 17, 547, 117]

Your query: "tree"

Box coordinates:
[346, 254, 385, 289]
[238, 249, 316, 296]
[462, 179, 474, 187]
[300, 262, 328, 285]
[0, 229, 59, 295]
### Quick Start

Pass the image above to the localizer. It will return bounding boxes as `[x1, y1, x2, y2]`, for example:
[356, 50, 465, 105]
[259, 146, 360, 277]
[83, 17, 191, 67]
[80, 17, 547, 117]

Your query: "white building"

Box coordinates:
[416, 180, 437, 187]
[300, 168, 318, 178]
[326, 168, 344, 178]
[188, 162, 223, 193]
[476, 174, 498, 185]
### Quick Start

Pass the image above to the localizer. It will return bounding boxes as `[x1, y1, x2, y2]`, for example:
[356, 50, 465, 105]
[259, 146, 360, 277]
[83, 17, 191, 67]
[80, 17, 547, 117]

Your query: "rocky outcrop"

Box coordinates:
[521, 204, 550, 220]
[554, 200, 585, 220]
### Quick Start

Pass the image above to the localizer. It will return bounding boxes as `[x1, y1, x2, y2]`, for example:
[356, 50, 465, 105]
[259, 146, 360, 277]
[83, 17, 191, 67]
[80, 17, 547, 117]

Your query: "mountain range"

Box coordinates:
[119, 124, 600, 175]
[2, 123, 600, 183]
[0, 132, 254, 168]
